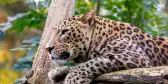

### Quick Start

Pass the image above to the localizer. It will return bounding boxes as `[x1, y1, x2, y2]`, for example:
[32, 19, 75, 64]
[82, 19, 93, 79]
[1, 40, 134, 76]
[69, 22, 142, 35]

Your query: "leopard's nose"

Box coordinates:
[46, 46, 54, 54]
[60, 51, 70, 59]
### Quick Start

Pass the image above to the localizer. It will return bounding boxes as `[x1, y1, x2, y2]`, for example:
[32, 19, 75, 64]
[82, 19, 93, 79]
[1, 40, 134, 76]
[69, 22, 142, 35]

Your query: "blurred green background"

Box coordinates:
[0, 0, 168, 84]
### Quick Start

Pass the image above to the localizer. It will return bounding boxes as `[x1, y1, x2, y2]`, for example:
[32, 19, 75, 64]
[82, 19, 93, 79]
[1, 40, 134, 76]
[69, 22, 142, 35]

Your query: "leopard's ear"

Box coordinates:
[78, 10, 96, 26]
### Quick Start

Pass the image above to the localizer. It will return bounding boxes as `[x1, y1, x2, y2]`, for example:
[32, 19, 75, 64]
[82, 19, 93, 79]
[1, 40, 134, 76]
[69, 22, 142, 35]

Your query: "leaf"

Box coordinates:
[13, 61, 32, 71]
[64, 62, 76, 66]
[19, 47, 37, 62]
[10, 45, 31, 51]
[22, 37, 40, 44]
[10, 9, 47, 33]
[0, 30, 6, 40]
[12, 45, 37, 71]
[14, 78, 23, 84]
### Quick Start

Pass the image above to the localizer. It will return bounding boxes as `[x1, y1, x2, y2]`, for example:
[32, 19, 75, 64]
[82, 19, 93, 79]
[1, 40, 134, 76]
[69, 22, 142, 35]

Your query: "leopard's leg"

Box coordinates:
[63, 54, 152, 84]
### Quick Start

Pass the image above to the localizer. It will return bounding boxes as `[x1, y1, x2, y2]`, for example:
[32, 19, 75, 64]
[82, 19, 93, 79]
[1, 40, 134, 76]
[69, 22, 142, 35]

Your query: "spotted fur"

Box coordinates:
[46, 10, 168, 84]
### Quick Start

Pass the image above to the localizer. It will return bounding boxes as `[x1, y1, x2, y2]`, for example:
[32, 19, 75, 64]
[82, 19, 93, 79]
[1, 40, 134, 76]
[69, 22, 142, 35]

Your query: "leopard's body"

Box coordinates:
[46, 10, 168, 84]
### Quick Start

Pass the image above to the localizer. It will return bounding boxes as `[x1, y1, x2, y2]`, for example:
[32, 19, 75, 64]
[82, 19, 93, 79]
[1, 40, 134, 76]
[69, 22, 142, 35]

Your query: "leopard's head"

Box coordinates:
[45, 10, 96, 65]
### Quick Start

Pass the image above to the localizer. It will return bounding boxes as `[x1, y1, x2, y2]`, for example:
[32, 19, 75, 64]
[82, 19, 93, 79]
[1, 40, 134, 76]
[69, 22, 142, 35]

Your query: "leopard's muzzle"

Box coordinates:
[46, 45, 71, 65]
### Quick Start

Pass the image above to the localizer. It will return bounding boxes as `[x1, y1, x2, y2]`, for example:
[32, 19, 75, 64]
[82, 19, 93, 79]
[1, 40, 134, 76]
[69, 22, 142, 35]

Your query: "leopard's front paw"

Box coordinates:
[48, 66, 70, 83]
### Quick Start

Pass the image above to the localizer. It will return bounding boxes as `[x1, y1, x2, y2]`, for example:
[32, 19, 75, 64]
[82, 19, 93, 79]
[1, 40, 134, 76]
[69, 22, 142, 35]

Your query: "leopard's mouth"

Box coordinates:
[50, 51, 71, 65]
[51, 54, 71, 66]
[51, 56, 68, 64]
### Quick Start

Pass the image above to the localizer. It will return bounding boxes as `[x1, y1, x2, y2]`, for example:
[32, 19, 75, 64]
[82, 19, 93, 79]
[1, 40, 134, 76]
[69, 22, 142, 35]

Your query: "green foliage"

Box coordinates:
[12, 37, 40, 84]
[0, 31, 6, 40]
[14, 78, 24, 84]
[11, 37, 40, 71]
[64, 62, 76, 66]
[10, 9, 47, 33]
[74, 0, 97, 15]
[102, 0, 159, 33]
[75, 0, 168, 37]
[0, 0, 22, 6]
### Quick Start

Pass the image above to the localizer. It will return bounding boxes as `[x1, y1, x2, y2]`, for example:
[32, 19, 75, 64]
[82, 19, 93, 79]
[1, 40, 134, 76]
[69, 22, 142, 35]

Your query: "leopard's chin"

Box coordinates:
[52, 57, 68, 66]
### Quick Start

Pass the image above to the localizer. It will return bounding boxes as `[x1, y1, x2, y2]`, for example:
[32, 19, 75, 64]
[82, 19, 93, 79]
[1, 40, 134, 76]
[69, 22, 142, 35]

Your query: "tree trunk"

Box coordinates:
[164, 0, 168, 13]
[22, 0, 75, 84]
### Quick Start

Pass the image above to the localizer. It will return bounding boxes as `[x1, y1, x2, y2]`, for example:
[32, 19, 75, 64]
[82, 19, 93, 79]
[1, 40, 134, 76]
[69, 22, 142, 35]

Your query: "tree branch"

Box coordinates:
[96, 0, 101, 16]
[93, 66, 168, 84]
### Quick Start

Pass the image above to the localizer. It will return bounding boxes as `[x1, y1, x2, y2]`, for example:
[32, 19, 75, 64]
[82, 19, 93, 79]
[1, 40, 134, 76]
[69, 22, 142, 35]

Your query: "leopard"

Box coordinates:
[45, 10, 168, 84]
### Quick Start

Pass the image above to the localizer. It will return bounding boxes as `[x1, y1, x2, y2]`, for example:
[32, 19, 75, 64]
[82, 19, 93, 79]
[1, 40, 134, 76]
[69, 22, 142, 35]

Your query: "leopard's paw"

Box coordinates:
[48, 66, 70, 83]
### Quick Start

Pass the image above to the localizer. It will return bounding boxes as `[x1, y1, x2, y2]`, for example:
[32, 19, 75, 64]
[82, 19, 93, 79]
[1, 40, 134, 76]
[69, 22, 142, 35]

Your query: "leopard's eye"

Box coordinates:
[60, 29, 70, 41]
[61, 29, 69, 35]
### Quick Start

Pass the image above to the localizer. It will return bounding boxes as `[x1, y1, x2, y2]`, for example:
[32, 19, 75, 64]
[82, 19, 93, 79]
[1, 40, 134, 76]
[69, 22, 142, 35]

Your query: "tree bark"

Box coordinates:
[93, 66, 168, 84]
[164, 0, 168, 13]
[22, 0, 75, 84]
